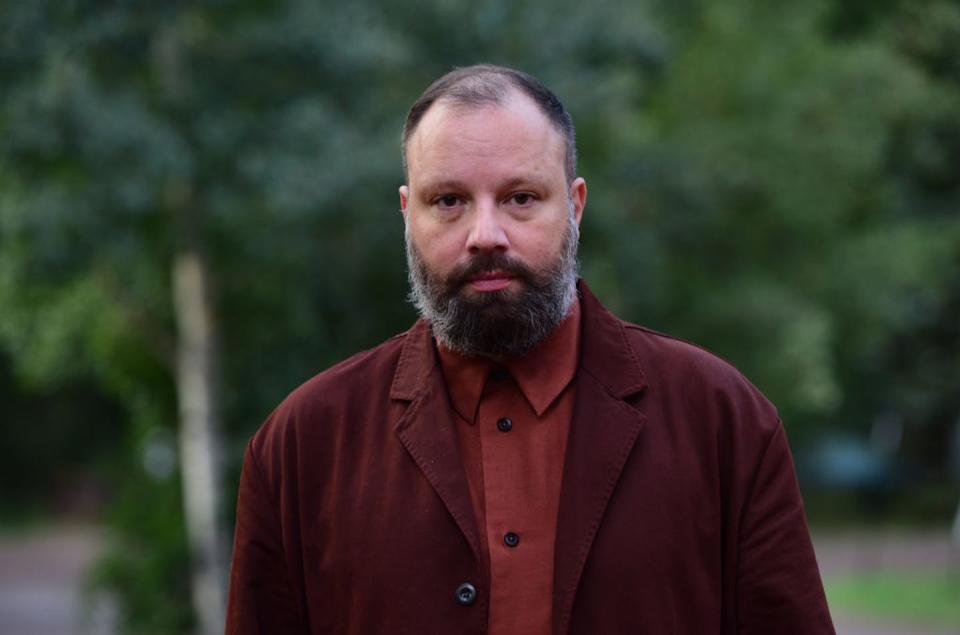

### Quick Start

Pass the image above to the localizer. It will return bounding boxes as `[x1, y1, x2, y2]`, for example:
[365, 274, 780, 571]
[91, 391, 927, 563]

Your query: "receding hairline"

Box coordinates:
[401, 65, 577, 182]
[408, 90, 566, 170]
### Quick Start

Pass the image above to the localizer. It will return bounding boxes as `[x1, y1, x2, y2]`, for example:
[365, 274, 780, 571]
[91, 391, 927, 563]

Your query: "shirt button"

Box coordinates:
[503, 531, 520, 548]
[497, 417, 513, 432]
[455, 582, 478, 606]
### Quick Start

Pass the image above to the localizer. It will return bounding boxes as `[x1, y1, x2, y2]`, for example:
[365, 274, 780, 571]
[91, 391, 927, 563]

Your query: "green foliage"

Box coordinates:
[0, 352, 125, 512]
[1, 0, 958, 630]
[577, 0, 960, 442]
[90, 468, 194, 634]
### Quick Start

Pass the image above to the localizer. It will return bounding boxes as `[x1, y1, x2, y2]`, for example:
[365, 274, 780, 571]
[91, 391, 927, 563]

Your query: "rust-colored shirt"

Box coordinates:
[438, 301, 581, 635]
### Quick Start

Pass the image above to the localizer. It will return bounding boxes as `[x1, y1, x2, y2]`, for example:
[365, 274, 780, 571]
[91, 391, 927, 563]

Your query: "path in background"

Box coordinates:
[0, 525, 115, 635]
[813, 530, 960, 635]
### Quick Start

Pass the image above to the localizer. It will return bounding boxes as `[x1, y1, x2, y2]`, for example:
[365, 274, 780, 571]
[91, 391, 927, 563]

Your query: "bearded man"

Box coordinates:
[225, 65, 835, 634]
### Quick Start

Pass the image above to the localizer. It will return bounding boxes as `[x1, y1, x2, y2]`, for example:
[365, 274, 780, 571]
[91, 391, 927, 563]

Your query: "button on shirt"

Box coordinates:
[438, 301, 581, 634]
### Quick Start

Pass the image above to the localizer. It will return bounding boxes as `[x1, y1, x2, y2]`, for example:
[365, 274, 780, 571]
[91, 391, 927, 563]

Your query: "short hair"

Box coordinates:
[401, 64, 577, 183]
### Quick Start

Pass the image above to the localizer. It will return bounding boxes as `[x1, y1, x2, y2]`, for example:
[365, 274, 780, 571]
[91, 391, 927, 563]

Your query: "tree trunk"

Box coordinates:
[154, 19, 228, 634]
[173, 247, 227, 635]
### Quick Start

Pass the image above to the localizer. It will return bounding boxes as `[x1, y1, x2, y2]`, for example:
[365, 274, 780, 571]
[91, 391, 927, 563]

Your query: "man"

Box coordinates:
[226, 65, 834, 634]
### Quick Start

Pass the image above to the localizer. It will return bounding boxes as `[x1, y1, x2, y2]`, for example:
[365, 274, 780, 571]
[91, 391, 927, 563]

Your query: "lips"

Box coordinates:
[467, 270, 515, 292]
[446, 253, 530, 294]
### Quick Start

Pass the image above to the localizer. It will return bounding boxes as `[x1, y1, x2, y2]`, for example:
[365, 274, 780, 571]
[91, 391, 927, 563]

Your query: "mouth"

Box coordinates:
[466, 270, 516, 292]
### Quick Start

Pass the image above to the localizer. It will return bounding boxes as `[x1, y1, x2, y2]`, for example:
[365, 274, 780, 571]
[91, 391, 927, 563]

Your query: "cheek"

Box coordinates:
[410, 221, 467, 269]
[511, 218, 568, 263]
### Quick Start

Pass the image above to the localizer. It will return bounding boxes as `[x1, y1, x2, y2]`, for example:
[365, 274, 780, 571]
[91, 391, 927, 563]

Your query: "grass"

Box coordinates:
[825, 570, 960, 626]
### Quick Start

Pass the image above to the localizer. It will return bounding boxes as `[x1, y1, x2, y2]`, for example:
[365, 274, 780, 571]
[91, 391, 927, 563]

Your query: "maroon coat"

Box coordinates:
[226, 283, 834, 634]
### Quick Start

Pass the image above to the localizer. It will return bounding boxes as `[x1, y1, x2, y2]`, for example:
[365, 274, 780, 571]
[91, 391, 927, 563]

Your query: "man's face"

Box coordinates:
[399, 91, 587, 358]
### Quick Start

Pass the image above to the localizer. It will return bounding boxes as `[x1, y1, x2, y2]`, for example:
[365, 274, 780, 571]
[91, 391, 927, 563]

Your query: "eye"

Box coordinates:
[433, 194, 463, 210]
[507, 192, 536, 206]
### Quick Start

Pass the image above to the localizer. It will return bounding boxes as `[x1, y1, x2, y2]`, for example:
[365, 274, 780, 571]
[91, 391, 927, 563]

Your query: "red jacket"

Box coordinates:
[226, 282, 834, 634]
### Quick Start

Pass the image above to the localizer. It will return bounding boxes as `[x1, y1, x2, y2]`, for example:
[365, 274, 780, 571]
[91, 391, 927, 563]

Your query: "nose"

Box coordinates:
[466, 199, 509, 254]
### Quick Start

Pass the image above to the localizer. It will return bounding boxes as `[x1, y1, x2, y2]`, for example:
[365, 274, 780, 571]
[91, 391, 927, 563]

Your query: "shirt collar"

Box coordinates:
[437, 298, 582, 423]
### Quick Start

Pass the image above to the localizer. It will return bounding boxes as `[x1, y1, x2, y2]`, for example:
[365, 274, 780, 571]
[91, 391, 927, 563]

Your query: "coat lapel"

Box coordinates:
[553, 283, 648, 634]
[390, 319, 484, 565]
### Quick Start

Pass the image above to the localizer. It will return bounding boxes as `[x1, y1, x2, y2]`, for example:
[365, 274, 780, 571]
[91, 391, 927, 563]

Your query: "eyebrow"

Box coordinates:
[416, 176, 552, 196]
[416, 179, 469, 195]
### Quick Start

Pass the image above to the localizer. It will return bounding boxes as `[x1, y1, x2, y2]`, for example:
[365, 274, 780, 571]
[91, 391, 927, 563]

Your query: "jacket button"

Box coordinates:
[455, 582, 477, 606]
[497, 417, 513, 432]
[503, 531, 520, 547]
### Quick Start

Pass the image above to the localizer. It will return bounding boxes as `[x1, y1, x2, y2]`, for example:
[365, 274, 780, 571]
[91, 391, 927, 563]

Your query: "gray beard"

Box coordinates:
[405, 212, 580, 359]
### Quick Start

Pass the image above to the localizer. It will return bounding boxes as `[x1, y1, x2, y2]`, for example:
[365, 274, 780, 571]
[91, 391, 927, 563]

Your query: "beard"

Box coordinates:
[405, 211, 580, 359]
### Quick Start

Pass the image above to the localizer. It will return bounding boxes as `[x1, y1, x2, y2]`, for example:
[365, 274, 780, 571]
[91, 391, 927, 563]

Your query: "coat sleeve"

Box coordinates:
[735, 423, 835, 634]
[225, 440, 308, 634]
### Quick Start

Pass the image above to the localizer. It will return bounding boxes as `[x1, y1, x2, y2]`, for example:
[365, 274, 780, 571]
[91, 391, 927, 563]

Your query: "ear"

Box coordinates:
[569, 177, 587, 227]
[399, 185, 410, 222]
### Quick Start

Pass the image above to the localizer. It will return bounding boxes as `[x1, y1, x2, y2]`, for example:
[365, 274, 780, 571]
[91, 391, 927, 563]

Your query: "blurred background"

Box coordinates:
[1, 0, 958, 633]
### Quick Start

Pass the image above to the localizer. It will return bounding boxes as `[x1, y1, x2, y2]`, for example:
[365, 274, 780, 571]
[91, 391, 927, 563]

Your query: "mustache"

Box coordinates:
[445, 252, 535, 289]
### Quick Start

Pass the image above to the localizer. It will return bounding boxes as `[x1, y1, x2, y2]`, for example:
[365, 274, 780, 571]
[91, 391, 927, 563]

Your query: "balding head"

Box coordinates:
[402, 64, 577, 183]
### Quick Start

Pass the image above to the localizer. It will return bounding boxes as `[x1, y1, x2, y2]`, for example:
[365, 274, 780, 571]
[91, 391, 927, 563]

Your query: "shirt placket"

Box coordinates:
[477, 373, 553, 633]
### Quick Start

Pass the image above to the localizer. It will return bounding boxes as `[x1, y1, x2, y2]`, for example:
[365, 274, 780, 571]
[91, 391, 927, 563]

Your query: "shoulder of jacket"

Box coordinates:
[621, 322, 734, 377]
[290, 330, 408, 400]
[619, 320, 780, 430]
[250, 330, 410, 448]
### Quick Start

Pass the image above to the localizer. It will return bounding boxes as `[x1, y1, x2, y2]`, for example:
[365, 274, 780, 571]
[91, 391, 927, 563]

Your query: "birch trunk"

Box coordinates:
[153, 21, 228, 634]
[173, 247, 227, 635]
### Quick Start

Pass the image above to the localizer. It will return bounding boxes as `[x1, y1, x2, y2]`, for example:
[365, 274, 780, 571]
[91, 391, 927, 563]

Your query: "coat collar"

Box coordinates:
[575, 280, 648, 398]
[389, 316, 434, 402]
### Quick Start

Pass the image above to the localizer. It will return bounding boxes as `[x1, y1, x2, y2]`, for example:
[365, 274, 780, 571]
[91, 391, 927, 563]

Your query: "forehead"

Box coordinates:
[406, 92, 567, 188]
